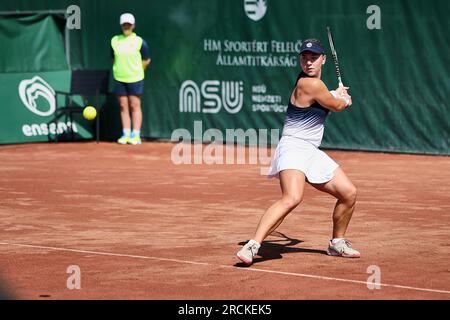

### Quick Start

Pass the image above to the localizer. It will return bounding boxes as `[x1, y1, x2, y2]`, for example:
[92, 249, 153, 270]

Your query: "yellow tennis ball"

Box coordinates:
[83, 106, 97, 120]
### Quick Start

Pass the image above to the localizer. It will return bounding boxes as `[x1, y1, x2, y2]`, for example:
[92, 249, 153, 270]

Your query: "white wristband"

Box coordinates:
[341, 96, 350, 107]
[331, 90, 349, 107]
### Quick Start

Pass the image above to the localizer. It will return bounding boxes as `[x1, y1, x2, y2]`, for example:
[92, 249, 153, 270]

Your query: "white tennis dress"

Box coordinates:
[268, 93, 339, 184]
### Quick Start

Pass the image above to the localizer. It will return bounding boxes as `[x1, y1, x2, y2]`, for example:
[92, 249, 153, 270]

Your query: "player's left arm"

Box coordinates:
[300, 78, 351, 112]
[141, 40, 151, 71]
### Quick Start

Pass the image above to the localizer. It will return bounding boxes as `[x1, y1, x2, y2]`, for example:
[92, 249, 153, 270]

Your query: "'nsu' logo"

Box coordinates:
[179, 80, 244, 114]
[18, 76, 56, 117]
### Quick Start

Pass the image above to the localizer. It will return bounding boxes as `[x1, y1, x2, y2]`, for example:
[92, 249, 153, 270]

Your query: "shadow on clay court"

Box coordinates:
[235, 231, 327, 267]
[0, 279, 14, 300]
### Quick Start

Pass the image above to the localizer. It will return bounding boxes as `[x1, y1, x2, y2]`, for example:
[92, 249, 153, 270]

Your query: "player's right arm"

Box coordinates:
[297, 78, 352, 112]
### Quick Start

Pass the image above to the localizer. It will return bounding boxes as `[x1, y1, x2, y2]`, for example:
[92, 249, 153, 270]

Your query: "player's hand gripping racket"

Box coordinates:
[326, 26, 344, 87]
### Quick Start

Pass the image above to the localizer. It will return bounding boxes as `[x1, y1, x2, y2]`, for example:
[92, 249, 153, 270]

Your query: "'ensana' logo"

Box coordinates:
[244, 0, 267, 22]
[18, 76, 79, 137]
[18, 76, 56, 117]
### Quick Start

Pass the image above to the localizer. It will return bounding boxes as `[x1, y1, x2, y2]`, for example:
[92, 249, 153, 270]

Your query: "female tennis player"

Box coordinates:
[237, 39, 360, 265]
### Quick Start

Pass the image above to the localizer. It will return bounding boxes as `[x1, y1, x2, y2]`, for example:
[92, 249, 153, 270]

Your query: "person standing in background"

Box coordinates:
[111, 13, 151, 145]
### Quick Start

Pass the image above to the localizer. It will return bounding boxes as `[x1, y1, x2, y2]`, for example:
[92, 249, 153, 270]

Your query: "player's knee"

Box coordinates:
[343, 185, 357, 205]
[119, 102, 129, 112]
[281, 194, 303, 210]
[130, 102, 141, 112]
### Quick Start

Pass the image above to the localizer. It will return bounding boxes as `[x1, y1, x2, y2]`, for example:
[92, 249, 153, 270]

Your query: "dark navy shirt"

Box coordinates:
[282, 73, 330, 147]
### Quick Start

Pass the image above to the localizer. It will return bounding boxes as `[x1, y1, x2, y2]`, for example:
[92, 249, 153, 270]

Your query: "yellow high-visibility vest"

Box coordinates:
[111, 33, 144, 83]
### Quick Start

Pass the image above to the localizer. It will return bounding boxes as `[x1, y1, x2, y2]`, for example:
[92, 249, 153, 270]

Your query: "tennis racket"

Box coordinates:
[326, 26, 344, 87]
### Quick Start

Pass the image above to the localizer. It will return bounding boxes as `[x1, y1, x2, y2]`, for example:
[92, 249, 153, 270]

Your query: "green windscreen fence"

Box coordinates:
[0, 14, 68, 72]
[0, 0, 449, 154]
[0, 12, 93, 143]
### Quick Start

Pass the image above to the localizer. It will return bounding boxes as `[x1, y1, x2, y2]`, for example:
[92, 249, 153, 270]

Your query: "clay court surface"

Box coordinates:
[0, 142, 449, 300]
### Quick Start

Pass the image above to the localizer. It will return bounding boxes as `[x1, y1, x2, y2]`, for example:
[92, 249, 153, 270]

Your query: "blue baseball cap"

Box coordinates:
[299, 39, 325, 55]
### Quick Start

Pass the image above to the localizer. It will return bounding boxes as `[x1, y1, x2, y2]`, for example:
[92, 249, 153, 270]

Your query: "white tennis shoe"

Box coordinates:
[327, 239, 361, 258]
[236, 240, 260, 266]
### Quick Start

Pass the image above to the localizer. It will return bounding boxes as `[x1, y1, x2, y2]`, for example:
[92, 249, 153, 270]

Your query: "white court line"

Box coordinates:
[1, 242, 449, 295]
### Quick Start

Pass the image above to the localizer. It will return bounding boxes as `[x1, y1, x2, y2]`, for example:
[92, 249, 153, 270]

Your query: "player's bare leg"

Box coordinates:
[118, 95, 131, 129]
[129, 95, 142, 145]
[237, 170, 305, 265]
[117, 96, 131, 144]
[254, 170, 305, 243]
[129, 95, 142, 132]
[311, 167, 356, 237]
[311, 167, 360, 257]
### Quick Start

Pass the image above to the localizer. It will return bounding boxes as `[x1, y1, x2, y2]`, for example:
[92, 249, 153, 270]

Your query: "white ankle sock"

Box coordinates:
[331, 238, 344, 245]
[247, 239, 261, 249]
[131, 130, 140, 138]
[123, 129, 131, 137]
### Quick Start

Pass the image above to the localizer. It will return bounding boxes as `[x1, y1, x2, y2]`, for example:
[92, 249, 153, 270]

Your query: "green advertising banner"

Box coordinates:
[0, 70, 93, 144]
[0, 0, 448, 154]
[0, 12, 94, 144]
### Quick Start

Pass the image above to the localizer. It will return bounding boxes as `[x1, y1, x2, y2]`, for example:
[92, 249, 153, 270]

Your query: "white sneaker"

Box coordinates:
[128, 136, 142, 145]
[327, 239, 361, 258]
[236, 240, 260, 266]
[117, 135, 130, 145]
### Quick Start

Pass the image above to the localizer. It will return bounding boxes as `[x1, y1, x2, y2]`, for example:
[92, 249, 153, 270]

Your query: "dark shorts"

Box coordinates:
[114, 79, 144, 96]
